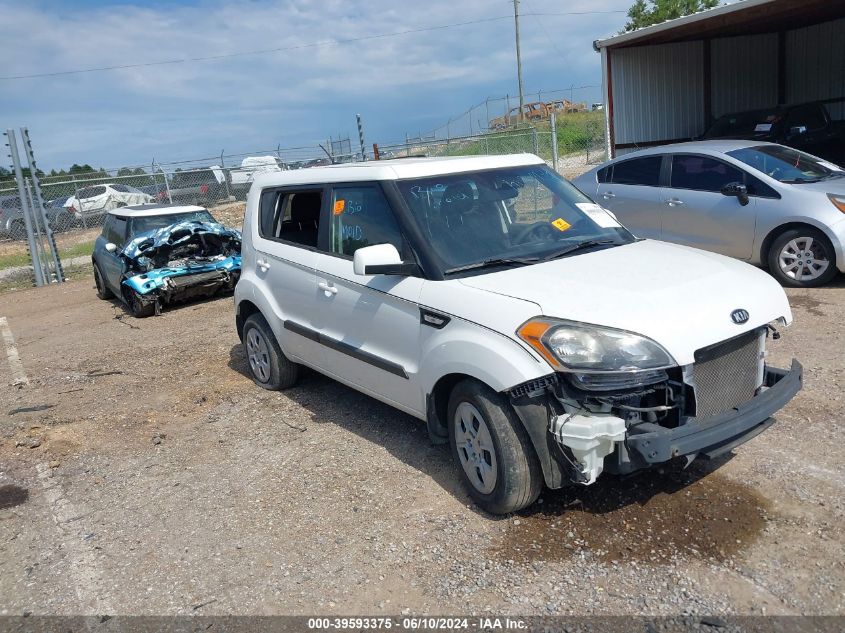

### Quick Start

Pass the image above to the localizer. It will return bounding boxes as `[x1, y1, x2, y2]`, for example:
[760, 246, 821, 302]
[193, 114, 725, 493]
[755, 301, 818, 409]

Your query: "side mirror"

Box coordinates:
[790, 125, 807, 136]
[353, 243, 416, 276]
[105, 242, 117, 253]
[721, 182, 749, 206]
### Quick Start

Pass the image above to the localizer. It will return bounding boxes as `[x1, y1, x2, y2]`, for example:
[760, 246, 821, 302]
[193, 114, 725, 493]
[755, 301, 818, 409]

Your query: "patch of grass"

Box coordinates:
[426, 111, 605, 162]
[0, 261, 91, 294]
[0, 240, 94, 271]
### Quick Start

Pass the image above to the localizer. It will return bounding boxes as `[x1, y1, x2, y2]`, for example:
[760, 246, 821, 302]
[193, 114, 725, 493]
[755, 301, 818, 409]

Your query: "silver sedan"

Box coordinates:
[573, 140, 845, 287]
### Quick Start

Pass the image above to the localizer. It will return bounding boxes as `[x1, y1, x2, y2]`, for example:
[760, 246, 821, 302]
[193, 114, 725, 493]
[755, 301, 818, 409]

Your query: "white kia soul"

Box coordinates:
[235, 154, 802, 514]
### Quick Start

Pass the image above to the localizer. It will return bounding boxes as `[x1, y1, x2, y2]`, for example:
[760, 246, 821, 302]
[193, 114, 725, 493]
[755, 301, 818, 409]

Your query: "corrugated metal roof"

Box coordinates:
[595, 0, 774, 49]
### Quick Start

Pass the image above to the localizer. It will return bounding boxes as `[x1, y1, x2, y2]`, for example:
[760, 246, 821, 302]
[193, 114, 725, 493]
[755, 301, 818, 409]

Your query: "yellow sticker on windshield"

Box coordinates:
[333, 199, 346, 215]
[551, 218, 571, 232]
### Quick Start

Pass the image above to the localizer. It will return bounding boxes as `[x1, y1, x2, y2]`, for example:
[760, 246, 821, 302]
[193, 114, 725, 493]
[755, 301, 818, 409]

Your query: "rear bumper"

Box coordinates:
[625, 360, 802, 464]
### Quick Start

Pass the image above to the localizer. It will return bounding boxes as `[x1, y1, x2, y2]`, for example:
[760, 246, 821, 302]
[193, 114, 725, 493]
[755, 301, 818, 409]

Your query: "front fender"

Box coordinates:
[419, 319, 550, 397]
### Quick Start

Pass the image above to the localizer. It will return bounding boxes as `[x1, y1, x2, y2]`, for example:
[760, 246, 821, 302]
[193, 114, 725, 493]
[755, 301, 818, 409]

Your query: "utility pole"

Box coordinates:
[513, 0, 525, 123]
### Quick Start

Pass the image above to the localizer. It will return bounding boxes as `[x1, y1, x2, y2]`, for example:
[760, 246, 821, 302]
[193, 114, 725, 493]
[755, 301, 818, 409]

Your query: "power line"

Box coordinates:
[0, 10, 625, 81]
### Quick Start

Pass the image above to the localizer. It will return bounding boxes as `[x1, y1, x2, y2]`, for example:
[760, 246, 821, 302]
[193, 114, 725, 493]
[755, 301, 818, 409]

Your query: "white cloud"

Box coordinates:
[0, 0, 627, 168]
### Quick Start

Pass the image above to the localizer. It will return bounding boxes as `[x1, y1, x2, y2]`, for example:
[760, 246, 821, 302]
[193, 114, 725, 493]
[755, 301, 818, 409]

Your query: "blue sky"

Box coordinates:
[0, 0, 630, 171]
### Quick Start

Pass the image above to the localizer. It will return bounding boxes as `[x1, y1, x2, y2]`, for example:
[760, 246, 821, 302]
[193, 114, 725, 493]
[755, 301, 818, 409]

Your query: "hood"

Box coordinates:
[121, 220, 241, 265]
[458, 240, 792, 366]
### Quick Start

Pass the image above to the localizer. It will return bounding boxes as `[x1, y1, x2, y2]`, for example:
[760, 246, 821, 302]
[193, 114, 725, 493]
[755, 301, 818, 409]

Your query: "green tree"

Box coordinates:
[624, 0, 720, 32]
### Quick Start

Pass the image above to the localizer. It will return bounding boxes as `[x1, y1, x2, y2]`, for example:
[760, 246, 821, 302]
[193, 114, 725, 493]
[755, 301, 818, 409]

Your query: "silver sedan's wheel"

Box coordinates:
[777, 236, 830, 282]
[453, 402, 498, 494]
[769, 228, 837, 288]
[246, 327, 271, 383]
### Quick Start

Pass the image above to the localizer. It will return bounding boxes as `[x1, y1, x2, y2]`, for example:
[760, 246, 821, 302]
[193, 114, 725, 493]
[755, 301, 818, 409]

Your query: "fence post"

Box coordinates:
[21, 127, 63, 282]
[25, 177, 51, 281]
[6, 129, 45, 286]
[356, 114, 366, 161]
[71, 175, 87, 229]
[220, 149, 231, 201]
[485, 99, 490, 131]
[550, 112, 559, 172]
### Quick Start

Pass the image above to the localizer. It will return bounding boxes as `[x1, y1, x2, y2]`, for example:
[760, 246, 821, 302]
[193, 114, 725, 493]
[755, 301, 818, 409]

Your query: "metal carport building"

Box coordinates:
[595, 0, 845, 158]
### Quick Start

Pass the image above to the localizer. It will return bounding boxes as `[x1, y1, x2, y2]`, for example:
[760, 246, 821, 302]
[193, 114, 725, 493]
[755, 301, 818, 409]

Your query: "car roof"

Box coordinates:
[108, 204, 208, 218]
[611, 139, 779, 160]
[253, 154, 546, 188]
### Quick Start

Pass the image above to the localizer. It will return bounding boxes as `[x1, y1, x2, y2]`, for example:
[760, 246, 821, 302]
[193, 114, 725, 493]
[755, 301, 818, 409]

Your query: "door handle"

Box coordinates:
[256, 258, 270, 272]
[665, 198, 684, 207]
[601, 191, 616, 199]
[318, 281, 338, 296]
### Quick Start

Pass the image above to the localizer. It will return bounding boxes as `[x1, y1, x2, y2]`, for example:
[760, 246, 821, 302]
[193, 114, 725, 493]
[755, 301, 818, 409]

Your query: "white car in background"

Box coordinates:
[573, 141, 845, 287]
[229, 156, 285, 199]
[65, 183, 153, 220]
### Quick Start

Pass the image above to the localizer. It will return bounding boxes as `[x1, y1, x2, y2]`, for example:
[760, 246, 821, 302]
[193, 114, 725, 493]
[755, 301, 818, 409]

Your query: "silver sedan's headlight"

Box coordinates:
[517, 318, 675, 373]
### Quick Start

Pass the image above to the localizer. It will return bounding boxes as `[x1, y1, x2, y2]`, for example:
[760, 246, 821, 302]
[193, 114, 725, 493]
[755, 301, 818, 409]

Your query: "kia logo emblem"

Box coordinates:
[731, 309, 750, 324]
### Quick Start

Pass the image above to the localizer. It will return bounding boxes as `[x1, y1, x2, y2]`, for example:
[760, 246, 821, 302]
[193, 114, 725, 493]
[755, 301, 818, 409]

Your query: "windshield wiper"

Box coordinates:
[541, 239, 621, 261]
[782, 177, 822, 184]
[444, 256, 540, 275]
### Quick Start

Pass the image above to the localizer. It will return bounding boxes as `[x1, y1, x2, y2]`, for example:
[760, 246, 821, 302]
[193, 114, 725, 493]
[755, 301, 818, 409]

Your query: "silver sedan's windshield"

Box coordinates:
[397, 165, 635, 273]
[727, 145, 843, 183]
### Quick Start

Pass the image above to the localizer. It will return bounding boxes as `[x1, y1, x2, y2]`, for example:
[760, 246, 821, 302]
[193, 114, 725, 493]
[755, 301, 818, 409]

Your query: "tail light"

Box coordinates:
[200, 184, 209, 194]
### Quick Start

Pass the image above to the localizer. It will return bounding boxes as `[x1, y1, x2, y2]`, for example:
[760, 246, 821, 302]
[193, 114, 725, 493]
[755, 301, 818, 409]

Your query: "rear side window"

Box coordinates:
[330, 185, 404, 257]
[258, 188, 322, 247]
[79, 186, 106, 198]
[786, 105, 826, 132]
[611, 156, 662, 186]
[111, 184, 130, 192]
[596, 166, 610, 183]
[670, 155, 744, 192]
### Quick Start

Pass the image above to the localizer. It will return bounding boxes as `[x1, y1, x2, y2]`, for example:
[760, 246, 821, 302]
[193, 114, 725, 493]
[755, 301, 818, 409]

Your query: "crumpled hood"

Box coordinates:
[121, 220, 241, 261]
[458, 239, 792, 366]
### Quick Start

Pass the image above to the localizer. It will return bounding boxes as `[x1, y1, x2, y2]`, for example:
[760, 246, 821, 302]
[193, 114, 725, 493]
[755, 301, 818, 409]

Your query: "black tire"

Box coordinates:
[447, 379, 542, 514]
[123, 287, 155, 318]
[93, 262, 113, 300]
[242, 313, 299, 390]
[9, 220, 25, 241]
[767, 227, 838, 288]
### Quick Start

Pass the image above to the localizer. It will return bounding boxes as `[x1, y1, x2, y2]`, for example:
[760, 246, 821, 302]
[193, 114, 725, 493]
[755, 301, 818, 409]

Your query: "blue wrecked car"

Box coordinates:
[91, 204, 241, 317]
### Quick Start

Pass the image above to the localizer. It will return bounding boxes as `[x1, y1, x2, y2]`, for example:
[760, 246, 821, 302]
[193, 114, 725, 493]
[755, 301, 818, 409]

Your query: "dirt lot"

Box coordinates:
[0, 273, 843, 616]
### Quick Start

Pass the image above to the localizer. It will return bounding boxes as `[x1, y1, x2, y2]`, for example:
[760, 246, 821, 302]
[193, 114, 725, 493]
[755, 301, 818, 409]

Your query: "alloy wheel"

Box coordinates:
[453, 402, 498, 494]
[777, 236, 830, 282]
[246, 327, 271, 383]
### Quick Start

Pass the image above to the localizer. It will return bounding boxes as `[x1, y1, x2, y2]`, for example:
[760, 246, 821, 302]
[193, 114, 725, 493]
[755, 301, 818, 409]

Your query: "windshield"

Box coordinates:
[727, 145, 843, 183]
[130, 210, 216, 235]
[704, 110, 781, 137]
[396, 164, 635, 273]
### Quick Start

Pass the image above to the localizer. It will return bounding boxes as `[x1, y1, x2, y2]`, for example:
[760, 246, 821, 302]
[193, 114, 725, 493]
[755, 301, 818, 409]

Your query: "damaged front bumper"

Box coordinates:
[622, 360, 802, 466]
[123, 256, 241, 295]
[509, 360, 802, 489]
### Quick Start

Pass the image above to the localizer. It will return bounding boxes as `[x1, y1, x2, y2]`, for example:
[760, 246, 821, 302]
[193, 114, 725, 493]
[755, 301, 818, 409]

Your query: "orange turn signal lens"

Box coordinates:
[828, 194, 845, 214]
[517, 319, 560, 368]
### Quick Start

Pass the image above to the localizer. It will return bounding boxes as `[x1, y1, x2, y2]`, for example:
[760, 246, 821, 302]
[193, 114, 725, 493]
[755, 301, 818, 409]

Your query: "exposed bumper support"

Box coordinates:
[625, 360, 802, 464]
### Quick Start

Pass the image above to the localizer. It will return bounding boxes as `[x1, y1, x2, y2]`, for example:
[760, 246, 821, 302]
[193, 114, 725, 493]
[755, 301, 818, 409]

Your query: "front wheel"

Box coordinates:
[768, 228, 838, 287]
[448, 379, 542, 514]
[122, 287, 155, 318]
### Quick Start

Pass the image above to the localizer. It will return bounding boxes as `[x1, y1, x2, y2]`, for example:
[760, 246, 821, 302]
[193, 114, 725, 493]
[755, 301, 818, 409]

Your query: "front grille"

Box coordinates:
[691, 329, 764, 419]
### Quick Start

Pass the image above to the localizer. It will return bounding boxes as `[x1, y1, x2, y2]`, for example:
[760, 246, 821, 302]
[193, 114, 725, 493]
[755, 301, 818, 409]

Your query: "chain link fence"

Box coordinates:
[378, 111, 607, 179]
[1, 94, 606, 288]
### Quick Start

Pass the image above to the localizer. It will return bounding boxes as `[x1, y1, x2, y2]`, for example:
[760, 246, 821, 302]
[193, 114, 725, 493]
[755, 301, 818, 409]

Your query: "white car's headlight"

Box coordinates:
[517, 318, 675, 373]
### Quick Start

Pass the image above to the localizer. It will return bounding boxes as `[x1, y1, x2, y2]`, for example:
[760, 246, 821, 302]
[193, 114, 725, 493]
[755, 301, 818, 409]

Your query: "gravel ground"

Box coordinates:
[0, 272, 842, 617]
